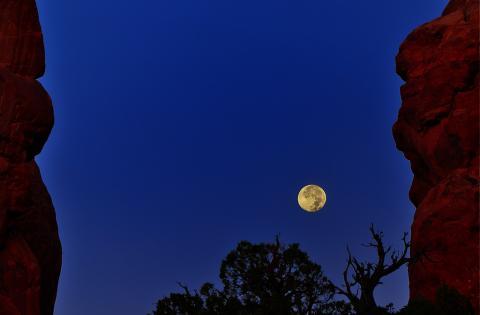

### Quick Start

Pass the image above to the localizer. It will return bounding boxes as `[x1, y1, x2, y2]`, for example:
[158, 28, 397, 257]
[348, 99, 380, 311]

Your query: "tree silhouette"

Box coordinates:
[150, 237, 352, 315]
[150, 230, 474, 315]
[330, 225, 411, 315]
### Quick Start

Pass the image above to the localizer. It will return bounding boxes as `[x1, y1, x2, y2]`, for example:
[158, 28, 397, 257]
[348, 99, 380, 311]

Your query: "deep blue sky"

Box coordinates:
[35, 1, 447, 314]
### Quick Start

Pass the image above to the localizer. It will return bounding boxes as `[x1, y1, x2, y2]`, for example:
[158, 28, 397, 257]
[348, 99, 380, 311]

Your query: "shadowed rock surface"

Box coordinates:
[0, 0, 61, 314]
[393, 0, 479, 311]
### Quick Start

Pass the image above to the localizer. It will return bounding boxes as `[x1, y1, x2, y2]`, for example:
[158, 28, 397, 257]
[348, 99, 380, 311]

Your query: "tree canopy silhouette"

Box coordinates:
[150, 229, 474, 315]
[150, 237, 352, 315]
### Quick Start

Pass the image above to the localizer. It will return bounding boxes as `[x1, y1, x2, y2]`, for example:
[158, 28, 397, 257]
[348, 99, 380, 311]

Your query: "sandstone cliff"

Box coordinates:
[0, 1, 61, 314]
[393, 0, 479, 310]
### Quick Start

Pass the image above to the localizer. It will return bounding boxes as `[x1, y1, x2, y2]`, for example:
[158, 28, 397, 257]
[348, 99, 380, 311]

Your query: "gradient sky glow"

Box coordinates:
[35, 1, 448, 314]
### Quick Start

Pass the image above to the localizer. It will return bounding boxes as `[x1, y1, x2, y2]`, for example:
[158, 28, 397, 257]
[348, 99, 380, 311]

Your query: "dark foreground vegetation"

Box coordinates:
[149, 227, 474, 315]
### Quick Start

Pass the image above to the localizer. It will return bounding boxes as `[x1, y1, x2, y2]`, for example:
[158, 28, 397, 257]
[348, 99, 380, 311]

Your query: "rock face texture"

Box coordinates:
[393, 0, 479, 311]
[0, 1, 61, 314]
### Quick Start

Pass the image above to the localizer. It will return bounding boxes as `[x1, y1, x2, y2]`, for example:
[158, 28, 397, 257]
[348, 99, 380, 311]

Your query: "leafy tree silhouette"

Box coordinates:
[150, 237, 352, 315]
[150, 229, 474, 315]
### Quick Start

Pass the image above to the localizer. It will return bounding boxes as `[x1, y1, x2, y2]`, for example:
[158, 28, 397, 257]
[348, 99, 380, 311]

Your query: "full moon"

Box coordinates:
[298, 185, 326, 212]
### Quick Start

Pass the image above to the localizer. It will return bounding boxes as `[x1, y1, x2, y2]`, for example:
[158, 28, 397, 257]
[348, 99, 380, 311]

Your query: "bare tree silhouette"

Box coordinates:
[330, 225, 411, 315]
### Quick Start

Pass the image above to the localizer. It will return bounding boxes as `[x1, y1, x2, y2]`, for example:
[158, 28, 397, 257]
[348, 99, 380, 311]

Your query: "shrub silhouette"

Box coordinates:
[150, 237, 352, 315]
[397, 285, 475, 315]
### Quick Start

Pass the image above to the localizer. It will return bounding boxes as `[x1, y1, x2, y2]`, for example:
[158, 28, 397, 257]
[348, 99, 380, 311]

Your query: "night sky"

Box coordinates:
[35, 1, 448, 314]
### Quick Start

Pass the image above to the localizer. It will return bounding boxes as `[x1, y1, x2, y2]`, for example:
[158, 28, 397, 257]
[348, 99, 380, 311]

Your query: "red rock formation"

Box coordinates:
[0, 0, 61, 314]
[393, 0, 479, 311]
